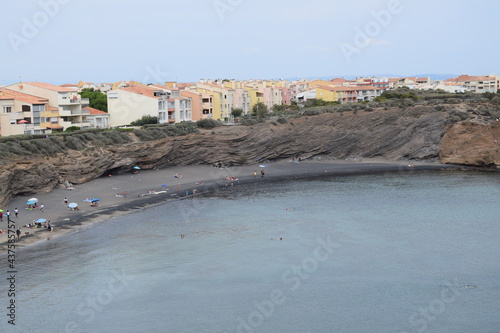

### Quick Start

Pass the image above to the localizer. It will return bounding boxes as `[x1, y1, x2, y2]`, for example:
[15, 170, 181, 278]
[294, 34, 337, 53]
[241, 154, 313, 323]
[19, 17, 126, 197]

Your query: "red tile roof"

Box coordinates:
[118, 85, 162, 99]
[23, 82, 77, 92]
[447, 75, 496, 82]
[83, 106, 107, 115]
[0, 88, 49, 104]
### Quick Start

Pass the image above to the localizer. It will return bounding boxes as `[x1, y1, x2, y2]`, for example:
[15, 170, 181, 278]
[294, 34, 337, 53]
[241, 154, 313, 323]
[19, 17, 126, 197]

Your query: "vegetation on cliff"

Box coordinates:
[0, 91, 499, 206]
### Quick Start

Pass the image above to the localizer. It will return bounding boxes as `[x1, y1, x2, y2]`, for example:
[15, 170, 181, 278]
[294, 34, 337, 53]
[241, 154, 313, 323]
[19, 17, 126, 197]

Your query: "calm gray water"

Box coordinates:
[2, 171, 500, 333]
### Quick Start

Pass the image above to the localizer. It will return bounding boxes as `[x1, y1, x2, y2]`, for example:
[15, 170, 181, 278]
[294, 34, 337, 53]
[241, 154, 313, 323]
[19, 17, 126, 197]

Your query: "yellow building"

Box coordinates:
[195, 88, 222, 120]
[244, 86, 265, 112]
[316, 86, 340, 102]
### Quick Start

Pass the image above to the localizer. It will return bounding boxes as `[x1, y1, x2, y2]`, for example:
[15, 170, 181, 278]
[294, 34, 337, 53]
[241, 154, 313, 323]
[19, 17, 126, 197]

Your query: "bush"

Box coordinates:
[276, 117, 288, 124]
[65, 126, 81, 132]
[302, 109, 323, 116]
[196, 118, 221, 129]
[241, 119, 259, 126]
[130, 115, 158, 126]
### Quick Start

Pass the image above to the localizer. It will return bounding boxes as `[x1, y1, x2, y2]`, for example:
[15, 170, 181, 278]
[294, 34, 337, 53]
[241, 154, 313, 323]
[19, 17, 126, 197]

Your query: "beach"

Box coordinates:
[0, 158, 459, 250]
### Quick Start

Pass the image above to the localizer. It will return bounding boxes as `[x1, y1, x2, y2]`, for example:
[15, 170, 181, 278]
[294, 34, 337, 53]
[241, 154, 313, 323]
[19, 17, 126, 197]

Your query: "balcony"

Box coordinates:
[10, 112, 24, 121]
[58, 97, 90, 105]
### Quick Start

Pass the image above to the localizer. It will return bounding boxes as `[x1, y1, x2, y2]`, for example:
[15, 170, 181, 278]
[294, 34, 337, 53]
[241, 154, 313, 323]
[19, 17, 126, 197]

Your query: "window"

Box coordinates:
[22, 105, 31, 112]
[108, 92, 118, 99]
[3, 106, 12, 113]
[33, 104, 45, 112]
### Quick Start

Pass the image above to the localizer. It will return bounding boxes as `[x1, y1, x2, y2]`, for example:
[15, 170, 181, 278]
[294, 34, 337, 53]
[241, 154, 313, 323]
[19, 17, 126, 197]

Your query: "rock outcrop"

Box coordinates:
[0, 105, 497, 206]
[440, 120, 500, 166]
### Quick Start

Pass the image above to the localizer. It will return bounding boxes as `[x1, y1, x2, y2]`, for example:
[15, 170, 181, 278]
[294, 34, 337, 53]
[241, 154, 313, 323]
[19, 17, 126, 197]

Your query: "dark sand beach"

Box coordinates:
[0, 159, 459, 249]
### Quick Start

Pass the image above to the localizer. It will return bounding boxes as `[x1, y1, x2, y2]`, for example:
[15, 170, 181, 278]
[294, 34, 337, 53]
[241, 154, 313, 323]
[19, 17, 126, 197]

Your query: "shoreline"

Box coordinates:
[0, 158, 466, 250]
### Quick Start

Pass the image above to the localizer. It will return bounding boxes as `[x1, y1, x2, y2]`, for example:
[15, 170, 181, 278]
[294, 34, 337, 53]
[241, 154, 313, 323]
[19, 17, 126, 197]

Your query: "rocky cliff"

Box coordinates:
[440, 120, 500, 166]
[0, 104, 497, 206]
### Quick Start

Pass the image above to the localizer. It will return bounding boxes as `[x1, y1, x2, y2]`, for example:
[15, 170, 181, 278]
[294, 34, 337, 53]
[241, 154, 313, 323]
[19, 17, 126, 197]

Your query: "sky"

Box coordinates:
[1, 0, 498, 85]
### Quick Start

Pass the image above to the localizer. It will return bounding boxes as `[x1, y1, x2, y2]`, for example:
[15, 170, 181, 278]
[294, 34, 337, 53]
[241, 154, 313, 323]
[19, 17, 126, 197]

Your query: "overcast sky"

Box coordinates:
[1, 0, 498, 85]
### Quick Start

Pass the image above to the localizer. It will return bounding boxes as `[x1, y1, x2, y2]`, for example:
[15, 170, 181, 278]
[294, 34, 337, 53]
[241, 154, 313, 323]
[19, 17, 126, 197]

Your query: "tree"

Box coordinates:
[271, 104, 287, 112]
[64, 126, 81, 132]
[251, 102, 268, 118]
[130, 115, 158, 126]
[79, 88, 108, 112]
[231, 108, 243, 118]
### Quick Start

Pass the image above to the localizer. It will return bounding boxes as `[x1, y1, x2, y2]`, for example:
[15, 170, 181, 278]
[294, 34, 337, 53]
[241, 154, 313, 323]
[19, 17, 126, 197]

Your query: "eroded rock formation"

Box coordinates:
[0, 105, 497, 206]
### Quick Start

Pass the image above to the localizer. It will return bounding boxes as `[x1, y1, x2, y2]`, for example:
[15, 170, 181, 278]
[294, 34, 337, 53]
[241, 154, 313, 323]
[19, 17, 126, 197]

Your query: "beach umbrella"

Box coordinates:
[91, 199, 100, 202]
[66, 187, 75, 190]
[35, 218, 46, 223]
[83, 198, 95, 202]
[68, 203, 78, 208]
[133, 166, 141, 170]
[18, 120, 28, 124]
[258, 165, 267, 168]
[26, 200, 36, 205]
[28, 197, 38, 202]
[0, 209, 3, 212]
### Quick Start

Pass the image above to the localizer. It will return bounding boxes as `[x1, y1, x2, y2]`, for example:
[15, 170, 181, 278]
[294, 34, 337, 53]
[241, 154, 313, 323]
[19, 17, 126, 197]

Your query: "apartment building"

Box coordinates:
[108, 85, 192, 127]
[83, 107, 110, 129]
[446, 75, 498, 93]
[6, 82, 90, 130]
[0, 88, 57, 136]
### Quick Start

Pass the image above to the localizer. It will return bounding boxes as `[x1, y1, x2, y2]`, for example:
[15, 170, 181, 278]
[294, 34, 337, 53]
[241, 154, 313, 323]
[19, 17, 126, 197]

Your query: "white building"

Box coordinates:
[6, 82, 90, 130]
[107, 85, 192, 127]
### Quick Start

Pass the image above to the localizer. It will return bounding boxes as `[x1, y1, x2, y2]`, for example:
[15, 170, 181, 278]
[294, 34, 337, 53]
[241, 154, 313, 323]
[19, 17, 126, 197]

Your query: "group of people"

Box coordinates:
[0, 208, 20, 221]
[253, 170, 266, 177]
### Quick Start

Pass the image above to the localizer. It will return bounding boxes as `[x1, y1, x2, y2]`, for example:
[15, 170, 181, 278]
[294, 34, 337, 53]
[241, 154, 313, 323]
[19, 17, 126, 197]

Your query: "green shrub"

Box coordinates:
[196, 118, 221, 129]
[241, 119, 259, 126]
[65, 126, 81, 132]
[302, 109, 323, 116]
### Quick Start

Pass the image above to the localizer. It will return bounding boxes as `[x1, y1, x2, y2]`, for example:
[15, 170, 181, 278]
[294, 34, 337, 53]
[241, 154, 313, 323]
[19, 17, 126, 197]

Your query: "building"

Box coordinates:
[445, 75, 498, 93]
[83, 107, 110, 129]
[195, 81, 235, 120]
[107, 85, 192, 127]
[6, 82, 90, 130]
[0, 88, 56, 136]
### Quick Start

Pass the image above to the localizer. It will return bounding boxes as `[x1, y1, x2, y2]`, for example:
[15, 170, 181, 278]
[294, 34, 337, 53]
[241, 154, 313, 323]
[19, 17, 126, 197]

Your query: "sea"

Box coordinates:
[1, 170, 500, 333]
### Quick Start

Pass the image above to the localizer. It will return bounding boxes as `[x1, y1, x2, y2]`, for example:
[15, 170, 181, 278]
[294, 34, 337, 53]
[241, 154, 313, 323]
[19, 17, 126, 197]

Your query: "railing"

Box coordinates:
[10, 112, 24, 120]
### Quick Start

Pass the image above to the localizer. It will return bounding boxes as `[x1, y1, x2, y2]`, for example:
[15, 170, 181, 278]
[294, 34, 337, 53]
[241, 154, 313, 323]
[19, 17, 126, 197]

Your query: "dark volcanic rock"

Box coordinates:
[0, 106, 488, 206]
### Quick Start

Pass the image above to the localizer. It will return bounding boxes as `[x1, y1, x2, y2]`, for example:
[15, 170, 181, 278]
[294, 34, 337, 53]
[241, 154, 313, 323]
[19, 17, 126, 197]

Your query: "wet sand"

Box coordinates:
[0, 158, 459, 250]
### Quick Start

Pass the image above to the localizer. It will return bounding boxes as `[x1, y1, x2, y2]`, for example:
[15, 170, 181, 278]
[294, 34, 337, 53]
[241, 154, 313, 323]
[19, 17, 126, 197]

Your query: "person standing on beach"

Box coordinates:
[64, 198, 68, 205]
[47, 221, 52, 232]
[253, 171, 257, 178]
[14, 208, 19, 218]
[16, 228, 21, 240]
[40, 204, 44, 212]
[6, 210, 10, 219]
[0, 211, 3, 221]
[261, 169, 265, 177]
